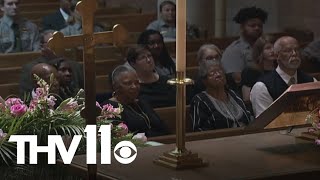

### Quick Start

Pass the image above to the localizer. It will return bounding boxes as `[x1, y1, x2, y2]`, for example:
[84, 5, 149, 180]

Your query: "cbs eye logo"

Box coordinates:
[114, 141, 137, 164]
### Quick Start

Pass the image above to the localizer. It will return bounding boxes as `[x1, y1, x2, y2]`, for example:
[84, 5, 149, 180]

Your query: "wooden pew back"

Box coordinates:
[154, 106, 192, 134]
[96, 13, 156, 32]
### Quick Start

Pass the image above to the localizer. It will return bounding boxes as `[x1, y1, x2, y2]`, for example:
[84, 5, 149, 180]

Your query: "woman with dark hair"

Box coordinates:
[241, 35, 276, 103]
[103, 65, 168, 137]
[49, 57, 78, 100]
[190, 60, 251, 131]
[137, 29, 176, 78]
[126, 45, 176, 108]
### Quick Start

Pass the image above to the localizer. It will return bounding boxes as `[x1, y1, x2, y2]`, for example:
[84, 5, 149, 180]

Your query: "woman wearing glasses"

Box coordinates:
[137, 29, 176, 79]
[126, 45, 176, 108]
[190, 60, 252, 131]
[191, 44, 223, 98]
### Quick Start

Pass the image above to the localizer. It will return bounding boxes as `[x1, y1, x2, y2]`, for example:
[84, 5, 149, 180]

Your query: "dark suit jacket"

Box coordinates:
[19, 56, 84, 98]
[42, 10, 67, 31]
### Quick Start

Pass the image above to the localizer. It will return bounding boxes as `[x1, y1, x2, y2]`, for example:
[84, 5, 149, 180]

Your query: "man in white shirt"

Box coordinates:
[250, 36, 316, 117]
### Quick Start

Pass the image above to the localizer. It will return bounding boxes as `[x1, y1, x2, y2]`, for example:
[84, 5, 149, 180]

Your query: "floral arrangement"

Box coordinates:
[305, 107, 320, 145]
[0, 75, 146, 178]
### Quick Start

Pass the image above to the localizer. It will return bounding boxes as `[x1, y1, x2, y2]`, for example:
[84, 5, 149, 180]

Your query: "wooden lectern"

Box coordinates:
[247, 81, 320, 130]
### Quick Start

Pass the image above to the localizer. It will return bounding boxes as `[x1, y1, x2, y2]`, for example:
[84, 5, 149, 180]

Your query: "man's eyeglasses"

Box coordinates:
[281, 48, 300, 56]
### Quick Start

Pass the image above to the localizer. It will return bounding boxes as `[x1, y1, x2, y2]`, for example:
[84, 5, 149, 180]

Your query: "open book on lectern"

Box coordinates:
[246, 81, 320, 130]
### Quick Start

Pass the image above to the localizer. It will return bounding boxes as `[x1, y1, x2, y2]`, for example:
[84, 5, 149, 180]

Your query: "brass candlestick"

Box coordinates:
[154, 71, 207, 169]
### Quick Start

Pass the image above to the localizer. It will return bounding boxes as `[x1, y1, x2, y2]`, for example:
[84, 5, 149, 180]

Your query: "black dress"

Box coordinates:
[102, 99, 168, 137]
[139, 75, 176, 108]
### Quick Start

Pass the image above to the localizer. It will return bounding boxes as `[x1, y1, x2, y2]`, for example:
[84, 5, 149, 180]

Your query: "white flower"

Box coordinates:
[132, 133, 147, 143]
[0, 129, 7, 140]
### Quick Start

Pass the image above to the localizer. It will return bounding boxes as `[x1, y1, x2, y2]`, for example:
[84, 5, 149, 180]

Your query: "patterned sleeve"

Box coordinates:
[190, 95, 215, 131]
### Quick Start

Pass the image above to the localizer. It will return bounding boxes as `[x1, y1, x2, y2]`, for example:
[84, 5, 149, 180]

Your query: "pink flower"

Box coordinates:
[28, 100, 38, 112]
[315, 139, 320, 145]
[5, 98, 23, 107]
[0, 102, 5, 111]
[113, 107, 122, 115]
[308, 128, 316, 133]
[64, 101, 78, 111]
[10, 104, 27, 117]
[96, 102, 102, 109]
[102, 104, 115, 112]
[132, 133, 147, 143]
[117, 123, 128, 136]
[46, 96, 57, 108]
[0, 129, 7, 140]
[316, 122, 320, 129]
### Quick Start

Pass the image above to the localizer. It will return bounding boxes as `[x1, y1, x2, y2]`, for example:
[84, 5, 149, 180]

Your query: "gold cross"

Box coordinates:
[47, 1, 127, 179]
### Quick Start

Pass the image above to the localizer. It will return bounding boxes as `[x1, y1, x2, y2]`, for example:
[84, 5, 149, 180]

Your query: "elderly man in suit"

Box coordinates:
[250, 36, 316, 117]
[42, 0, 73, 31]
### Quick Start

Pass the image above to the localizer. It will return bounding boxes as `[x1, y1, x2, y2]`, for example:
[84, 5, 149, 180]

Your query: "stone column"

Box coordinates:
[214, 0, 226, 37]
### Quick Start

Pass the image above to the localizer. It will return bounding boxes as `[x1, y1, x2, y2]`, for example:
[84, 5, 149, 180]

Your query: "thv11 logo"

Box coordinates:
[9, 125, 137, 165]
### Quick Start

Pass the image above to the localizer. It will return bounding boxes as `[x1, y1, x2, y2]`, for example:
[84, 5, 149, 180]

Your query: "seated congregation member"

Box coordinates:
[0, 0, 40, 53]
[301, 39, 320, 69]
[250, 36, 316, 117]
[221, 6, 268, 95]
[192, 44, 222, 97]
[60, 0, 103, 36]
[30, 63, 60, 96]
[42, 0, 73, 31]
[137, 29, 176, 78]
[241, 35, 276, 103]
[49, 58, 78, 100]
[190, 60, 251, 132]
[19, 30, 84, 97]
[127, 45, 176, 108]
[104, 65, 168, 137]
[146, 0, 198, 40]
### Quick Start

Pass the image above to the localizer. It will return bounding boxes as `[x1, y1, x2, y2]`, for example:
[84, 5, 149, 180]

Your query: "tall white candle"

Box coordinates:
[176, 0, 186, 72]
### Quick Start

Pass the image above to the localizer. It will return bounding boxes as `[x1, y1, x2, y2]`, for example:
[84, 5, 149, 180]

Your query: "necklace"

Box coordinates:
[205, 92, 244, 127]
[126, 103, 152, 129]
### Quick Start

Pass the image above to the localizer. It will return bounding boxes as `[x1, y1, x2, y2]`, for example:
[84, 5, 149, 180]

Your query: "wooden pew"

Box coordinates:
[17, 2, 59, 12]
[10, 7, 142, 25]
[0, 59, 123, 84]
[154, 106, 192, 134]
[95, 6, 142, 16]
[95, 13, 156, 32]
[0, 46, 123, 68]
[165, 31, 314, 55]
[165, 37, 238, 55]
[30, 12, 156, 32]
[0, 74, 113, 99]
[0, 67, 198, 98]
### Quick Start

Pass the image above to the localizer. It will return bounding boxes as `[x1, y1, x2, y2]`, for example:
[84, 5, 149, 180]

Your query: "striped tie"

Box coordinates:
[288, 77, 296, 86]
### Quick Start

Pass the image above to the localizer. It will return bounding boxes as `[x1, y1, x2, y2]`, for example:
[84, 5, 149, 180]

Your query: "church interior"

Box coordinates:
[0, 0, 320, 179]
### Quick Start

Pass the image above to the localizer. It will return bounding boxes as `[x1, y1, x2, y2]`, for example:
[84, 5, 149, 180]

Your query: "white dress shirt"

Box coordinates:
[59, 8, 70, 22]
[250, 67, 317, 117]
[250, 67, 298, 118]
